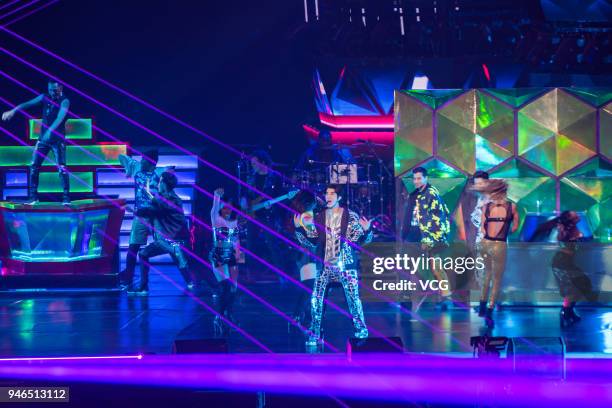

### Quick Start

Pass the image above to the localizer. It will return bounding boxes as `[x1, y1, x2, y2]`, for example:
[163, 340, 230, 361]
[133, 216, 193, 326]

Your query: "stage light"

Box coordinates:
[471, 335, 510, 358]
[482, 63, 491, 81]
[411, 74, 430, 90]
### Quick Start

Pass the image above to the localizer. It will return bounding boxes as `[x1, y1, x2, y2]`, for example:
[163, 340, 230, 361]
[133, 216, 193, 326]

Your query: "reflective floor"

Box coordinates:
[1, 266, 611, 357]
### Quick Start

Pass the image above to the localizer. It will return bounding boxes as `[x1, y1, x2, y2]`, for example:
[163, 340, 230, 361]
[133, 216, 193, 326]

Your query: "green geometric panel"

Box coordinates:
[520, 89, 560, 133]
[601, 102, 612, 160]
[563, 87, 612, 107]
[490, 158, 551, 178]
[417, 158, 465, 178]
[519, 132, 556, 174]
[518, 88, 596, 176]
[401, 89, 464, 110]
[518, 114, 556, 156]
[0, 145, 127, 167]
[438, 90, 478, 129]
[490, 159, 556, 240]
[394, 91, 433, 175]
[560, 158, 612, 241]
[38, 171, 94, 193]
[29, 118, 93, 140]
[483, 88, 549, 108]
[437, 90, 513, 173]
[437, 115, 476, 173]
[475, 130, 512, 170]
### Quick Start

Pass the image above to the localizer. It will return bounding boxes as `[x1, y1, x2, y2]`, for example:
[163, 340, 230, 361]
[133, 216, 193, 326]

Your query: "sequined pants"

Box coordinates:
[309, 266, 367, 338]
[480, 240, 507, 308]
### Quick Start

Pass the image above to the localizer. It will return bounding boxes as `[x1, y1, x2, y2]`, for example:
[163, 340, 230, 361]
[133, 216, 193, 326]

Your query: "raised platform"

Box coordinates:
[0, 199, 124, 288]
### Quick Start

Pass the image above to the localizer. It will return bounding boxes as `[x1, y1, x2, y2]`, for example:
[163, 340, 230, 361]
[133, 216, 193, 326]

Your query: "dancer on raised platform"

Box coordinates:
[2, 79, 71, 205]
[296, 184, 372, 347]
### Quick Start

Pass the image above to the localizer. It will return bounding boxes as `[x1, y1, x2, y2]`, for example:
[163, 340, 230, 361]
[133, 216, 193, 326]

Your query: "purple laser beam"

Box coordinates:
[0, 0, 40, 21]
[0, 59, 468, 351]
[0, 0, 22, 13]
[0, 48, 371, 259]
[0, 0, 59, 27]
[0, 89, 373, 350]
[0, 124, 274, 354]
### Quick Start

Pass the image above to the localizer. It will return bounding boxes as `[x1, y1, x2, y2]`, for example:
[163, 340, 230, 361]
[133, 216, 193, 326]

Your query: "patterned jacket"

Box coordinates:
[119, 154, 168, 215]
[414, 184, 450, 245]
[296, 207, 373, 271]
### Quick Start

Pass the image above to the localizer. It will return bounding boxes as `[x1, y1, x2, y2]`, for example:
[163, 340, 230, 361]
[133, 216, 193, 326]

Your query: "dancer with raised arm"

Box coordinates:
[2, 79, 71, 205]
[136, 172, 195, 295]
[210, 188, 241, 335]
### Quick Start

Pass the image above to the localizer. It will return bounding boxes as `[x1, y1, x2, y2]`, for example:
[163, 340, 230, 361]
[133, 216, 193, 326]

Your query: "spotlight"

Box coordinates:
[470, 335, 510, 358]
[411, 74, 430, 90]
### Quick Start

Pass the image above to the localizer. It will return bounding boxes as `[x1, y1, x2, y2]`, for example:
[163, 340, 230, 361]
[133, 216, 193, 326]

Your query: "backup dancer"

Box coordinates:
[136, 172, 195, 294]
[290, 191, 318, 331]
[469, 171, 491, 314]
[118, 149, 169, 290]
[536, 211, 593, 327]
[210, 188, 241, 335]
[478, 179, 519, 327]
[404, 167, 452, 309]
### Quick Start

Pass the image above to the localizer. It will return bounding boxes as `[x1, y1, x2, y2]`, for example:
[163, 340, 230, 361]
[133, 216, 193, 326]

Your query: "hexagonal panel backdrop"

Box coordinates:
[560, 158, 612, 241]
[394, 91, 434, 175]
[394, 87, 612, 242]
[437, 90, 514, 174]
[518, 88, 597, 176]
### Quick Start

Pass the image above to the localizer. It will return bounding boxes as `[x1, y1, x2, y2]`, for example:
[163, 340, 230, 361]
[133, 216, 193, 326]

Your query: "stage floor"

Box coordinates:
[1, 266, 611, 357]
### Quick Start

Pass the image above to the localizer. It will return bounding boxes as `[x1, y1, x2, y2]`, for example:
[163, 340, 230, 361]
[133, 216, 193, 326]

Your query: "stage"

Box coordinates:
[1, 265, 611, 357]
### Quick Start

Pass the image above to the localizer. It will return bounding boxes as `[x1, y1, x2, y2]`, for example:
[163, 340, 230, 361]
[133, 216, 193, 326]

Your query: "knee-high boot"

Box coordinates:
[123, 244, 141, 287]
[214, 279, 236, 336]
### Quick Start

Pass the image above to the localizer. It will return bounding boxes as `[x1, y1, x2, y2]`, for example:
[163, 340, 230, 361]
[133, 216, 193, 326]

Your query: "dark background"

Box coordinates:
[1, 0, 610, 168]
